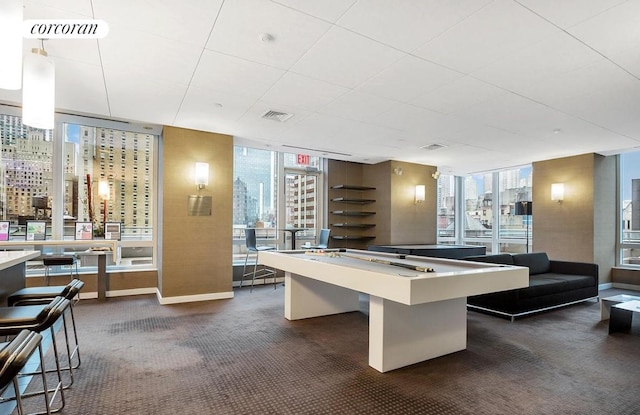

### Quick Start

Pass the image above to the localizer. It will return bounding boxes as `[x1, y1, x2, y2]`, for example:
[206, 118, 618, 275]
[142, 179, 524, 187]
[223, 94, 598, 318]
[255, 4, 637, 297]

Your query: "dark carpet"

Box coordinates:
[34, 287, 640, 414]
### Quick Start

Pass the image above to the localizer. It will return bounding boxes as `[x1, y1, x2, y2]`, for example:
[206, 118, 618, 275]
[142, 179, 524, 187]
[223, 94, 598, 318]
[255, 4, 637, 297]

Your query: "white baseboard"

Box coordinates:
[599, 283, 613, 290]
[155, 289, 234, 305]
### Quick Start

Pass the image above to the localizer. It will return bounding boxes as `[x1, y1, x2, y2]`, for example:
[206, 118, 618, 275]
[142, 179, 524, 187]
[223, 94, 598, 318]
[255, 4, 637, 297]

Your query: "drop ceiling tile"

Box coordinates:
[458, 92, 575, 135]
[206, 0, 331, 70]
[609, 45, 640, 79]
[277, 112, 361, 144]
[100, 24, 202, 85]
[337, 0, 492, 51]
[516, 0, 627, 28]
[104, 68, 187, 125]
[369, 103, 476, 137]
[471, 32, 603, 94]
[413, 0, 559, 74]
[54, 58, 109, 115]
[174, 86, 257, 135]
[411, 76, 507, 114]
[357, 55, 463, 103]
[519, 59, 640, 138]
[24, 0, 94, 17]
[317, 91, 398, 122]
[568, 0, 640, 57]
[272, 0, 357, 22]
[191, 50, 285, 100]
[93, 0, 222, 47]
[261, 73, 348, 112]
[290, 26, 405, 88]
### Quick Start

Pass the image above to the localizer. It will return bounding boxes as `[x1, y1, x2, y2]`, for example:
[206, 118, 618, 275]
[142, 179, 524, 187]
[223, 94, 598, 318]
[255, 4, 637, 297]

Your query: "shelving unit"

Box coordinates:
[329, 185, 376, 248]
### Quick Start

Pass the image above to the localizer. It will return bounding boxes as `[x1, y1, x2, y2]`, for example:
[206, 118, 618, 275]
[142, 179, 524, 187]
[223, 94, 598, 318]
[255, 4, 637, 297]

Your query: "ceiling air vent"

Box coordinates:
[261, 110, 294, 122]
[421, 143, 447, 151]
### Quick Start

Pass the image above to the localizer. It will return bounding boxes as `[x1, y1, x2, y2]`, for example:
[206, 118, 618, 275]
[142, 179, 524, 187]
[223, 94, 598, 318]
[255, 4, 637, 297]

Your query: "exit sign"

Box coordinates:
[297, 154, 310, 165]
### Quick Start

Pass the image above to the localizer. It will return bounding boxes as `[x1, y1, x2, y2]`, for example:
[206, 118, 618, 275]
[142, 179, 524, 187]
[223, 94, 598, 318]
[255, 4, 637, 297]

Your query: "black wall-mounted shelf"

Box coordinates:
[331, 211, 375, 216]
[331, 235, 376, 241]
[331, 185, 376, 191]
[329, 184, 377, 247]
[331, 223, 376, 228]
[331, 197, 376, 204]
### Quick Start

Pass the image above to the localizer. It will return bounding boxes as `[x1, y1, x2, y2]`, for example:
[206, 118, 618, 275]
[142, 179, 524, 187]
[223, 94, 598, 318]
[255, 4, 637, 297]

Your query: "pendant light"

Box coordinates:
[22, 41, 55, 130]
[0, 0, 23, 90]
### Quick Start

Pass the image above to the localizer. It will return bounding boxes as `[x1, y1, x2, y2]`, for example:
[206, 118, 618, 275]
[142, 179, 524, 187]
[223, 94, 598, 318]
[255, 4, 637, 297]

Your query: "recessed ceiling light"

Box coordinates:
[259, 33, 273, 42]
[553, 129, 562, 134]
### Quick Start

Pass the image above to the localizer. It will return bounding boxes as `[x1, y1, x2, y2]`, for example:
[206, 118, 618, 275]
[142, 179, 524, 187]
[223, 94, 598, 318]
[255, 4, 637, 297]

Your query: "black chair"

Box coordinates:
[240, 228, 277, 291]
[8, 279, 85, 370]
[308, 228, 330, 249]
[42, 255, 78, 286]
[0, 298, 69, 413]
[0, 330, 53, 415]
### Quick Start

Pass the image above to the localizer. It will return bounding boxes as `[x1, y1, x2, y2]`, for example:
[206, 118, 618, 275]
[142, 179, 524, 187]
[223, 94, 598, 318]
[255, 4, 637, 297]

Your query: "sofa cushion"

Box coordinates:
[464, 254, 515, 265]
[512, 252, 550, 275]
[518, 274, 593, 299]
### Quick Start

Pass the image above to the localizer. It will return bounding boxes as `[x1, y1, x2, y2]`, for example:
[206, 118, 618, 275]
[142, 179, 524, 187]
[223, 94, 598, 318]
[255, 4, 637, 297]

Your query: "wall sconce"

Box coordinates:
[415, 185, 426, 204]
[393, 167, 403, 176]
[195, 162, 209, 190]
[22, 44, 55, 129]
[432, 171, 440, 180]
[551, 183, 564, 203]
[0, 0, 23, 90]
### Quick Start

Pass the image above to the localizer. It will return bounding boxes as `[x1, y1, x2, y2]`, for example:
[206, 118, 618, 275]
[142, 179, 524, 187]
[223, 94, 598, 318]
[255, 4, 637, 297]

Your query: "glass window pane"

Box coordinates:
[437, 174, 455, 241]
[620, 151, 640, 266]
[464, 174, 492, 240]
[233, 147, 278, 261]
[0, 114, 53, 239]
[66, 123, 155, 240]
[498, 166, 532, 253]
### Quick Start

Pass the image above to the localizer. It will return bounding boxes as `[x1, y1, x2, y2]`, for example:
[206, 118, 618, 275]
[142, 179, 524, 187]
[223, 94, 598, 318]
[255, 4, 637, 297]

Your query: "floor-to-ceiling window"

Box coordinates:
[436, 174, 455, 243]
[498, 166, 532, 254]
[232, 147, 323, 262]
[438, 166, 532, 254]
[619, 151, 640, 266]
[0, 108, 159, 274]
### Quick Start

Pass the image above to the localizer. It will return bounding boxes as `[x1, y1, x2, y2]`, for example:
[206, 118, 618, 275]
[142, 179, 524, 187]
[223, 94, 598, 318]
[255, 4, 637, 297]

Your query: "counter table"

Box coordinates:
[0, 250, 41, 306]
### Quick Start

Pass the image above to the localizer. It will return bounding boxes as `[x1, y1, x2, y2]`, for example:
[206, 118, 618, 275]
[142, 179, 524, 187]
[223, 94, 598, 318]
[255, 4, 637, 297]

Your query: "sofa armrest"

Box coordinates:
[549, 260, 598, 282]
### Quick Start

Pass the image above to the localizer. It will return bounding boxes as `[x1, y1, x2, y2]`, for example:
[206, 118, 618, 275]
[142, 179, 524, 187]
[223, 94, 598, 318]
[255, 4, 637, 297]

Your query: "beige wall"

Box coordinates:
[532, 153, 615, 283]
[160, 126, 233, 299]
[327, 159, 437, 247]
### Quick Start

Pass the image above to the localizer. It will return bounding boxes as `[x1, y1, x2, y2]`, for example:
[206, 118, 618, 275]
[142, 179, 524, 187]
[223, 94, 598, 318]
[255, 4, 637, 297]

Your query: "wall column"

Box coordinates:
[158, 126, 233, 303]
[532, 153, 616, 284]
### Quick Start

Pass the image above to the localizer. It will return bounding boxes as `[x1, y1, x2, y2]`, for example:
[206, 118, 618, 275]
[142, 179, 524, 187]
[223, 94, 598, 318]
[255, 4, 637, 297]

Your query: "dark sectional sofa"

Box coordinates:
[464, 252, 599, 321]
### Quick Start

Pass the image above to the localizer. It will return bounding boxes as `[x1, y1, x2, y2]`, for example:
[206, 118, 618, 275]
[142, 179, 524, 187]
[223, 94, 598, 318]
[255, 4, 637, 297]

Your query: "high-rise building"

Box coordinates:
[79, 126, 154, 235]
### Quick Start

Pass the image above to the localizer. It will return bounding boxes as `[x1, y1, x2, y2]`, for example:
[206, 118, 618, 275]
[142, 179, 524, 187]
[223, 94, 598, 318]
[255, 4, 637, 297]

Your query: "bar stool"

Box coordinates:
[240, 228, 277, 291]
[0, 296, 71, 406]
[42, 255, 78, 286]
[8, 279, 84, 370]
[0, 330, 53, 415]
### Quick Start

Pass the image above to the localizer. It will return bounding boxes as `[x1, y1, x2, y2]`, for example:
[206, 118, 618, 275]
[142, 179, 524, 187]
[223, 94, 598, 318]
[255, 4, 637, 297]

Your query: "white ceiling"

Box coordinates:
[2, 0, 640, 174]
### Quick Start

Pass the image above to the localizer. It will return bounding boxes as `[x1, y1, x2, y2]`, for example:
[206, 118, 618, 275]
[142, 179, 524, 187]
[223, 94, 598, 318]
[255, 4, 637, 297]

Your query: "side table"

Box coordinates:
[600, 294, 640, 320]
[609, 300, 640, 334]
